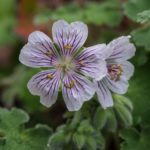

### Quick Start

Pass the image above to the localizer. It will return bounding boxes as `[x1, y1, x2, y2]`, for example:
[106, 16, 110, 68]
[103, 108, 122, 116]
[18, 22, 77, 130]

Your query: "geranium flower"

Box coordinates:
[94, 36, 136, 109]
[19, 20, 109, 111]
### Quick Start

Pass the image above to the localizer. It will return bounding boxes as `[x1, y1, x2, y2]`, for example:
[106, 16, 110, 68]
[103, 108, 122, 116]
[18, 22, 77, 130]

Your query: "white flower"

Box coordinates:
[95, 36, 136, 109]
[19, 20, 109, 111]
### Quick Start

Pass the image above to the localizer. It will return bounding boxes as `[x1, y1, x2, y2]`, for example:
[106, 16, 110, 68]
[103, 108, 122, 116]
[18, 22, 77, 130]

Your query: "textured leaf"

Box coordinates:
[0, 108, 52, 150]
[73, 133, 85, 149]
[105, 109, 117, 131]
[93, 107, 107, 129]
[48, 131, 66, 149]
[120, 127, 150, 150]
[85, 136, 96, 150]
[137, 9, 150, 23]
[123, 0, 150, 21]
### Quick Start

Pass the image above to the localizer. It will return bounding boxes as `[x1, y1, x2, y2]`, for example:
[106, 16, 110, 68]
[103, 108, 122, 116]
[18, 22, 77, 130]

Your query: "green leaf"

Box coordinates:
[73, 133, 85, 149]
[85, 136, 96, 150]
[114, 103, 133, 127]
[0, 108, 52, 150]
[113, 94, 133, 111]
[93, 107, 107, 129]
[126, 62, 150, 126]
[120, 127, 150, 150]
[137, 9, 150, 23]
[48, 131, 66, 149]
[113, 95, 133, 127]
[123, 0, 150, 21]
[77, 120, 95, 134]
[131, 25, 150, 51]
[105, 109, 117, 131]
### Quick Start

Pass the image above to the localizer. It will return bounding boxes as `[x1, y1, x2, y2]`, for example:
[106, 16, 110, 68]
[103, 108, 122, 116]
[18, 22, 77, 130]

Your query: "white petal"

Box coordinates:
[75, 44, 108, 80]
[121, 61, 134, 80]
[19, 31, 58, 68]
[27, 69, 61, 107]
[94, 80, 113, 109]
[52, 20, 88, 55]
[62, 73, 95, 111]
[104, 76, 129, 94]
[107, 36, 136, 62]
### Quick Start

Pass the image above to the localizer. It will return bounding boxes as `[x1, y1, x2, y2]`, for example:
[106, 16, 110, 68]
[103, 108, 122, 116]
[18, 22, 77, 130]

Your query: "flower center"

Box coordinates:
[55, 56, 76, 73]
[107, 64, 123, 82]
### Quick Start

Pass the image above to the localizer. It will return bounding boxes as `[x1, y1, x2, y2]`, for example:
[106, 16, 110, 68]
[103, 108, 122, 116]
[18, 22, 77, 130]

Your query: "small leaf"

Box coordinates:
[93, 107, 107, 129]
[85, 136, 96, 150]
[77, 120, 95, 134]
[49, 131, 66, 148]
[73, 133, 85, 149]
[105, 109, 117, 131]
[137, 9, 150, 23]
[114, 103, 133, 127]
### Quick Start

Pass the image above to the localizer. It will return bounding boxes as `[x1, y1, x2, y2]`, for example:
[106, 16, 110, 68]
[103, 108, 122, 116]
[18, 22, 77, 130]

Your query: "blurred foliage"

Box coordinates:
[2, 65, 45, 112]
[126, 62, 150, 127]
[35, 1, 122, 27]
[132, 26, 150, 51]
[120, 127, 150, 150]
[0, 0, 16, 46]
[0, 108, 52, 150]
[123, 0, 150, 21]
[137, 9, 150, 24]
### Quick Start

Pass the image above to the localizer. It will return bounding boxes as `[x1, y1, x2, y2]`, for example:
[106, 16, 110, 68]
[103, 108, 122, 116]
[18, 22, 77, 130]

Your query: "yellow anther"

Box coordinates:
[45, 51, 53, 55]
[111, 65, 117, 69]
[64, 45, 72, 49]
[118, 64, 123, 72]
[70, 80, 75, 88]
[78, 61, 84, 66]
[47, 74, 54, 79]
[64, 84, 71, 88]
[64, 80, 75, 88]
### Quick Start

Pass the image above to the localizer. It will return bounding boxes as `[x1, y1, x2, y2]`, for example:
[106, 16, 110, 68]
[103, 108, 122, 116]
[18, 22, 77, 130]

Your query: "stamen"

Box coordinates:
[45, 51, 53, 55]
[109, 64, 123, 82]
[64, 80, 75, 88]
[64, 45, 72, 49]
[78, 61, 84, 66]
[70, 80, 75, 88]
[56, 64, 62, 68]
[47, 74, 54, 79]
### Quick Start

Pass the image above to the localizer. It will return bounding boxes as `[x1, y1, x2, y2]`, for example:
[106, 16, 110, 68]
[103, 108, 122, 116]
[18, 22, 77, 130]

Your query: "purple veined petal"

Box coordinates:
[27, 69, 62, 107]
[103, 74, 129, 95]
[28, 31, 58, 57]
[94, 80, 113, 109]
[121, 61, 134, 80]
[62, 72, 95, 111]
[75, 44, 109, 80]
[107, 36, 136, 62]
[19, 31, 59, 68]
[19, 43, 58, 68]
[52, 20, 88, 56]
